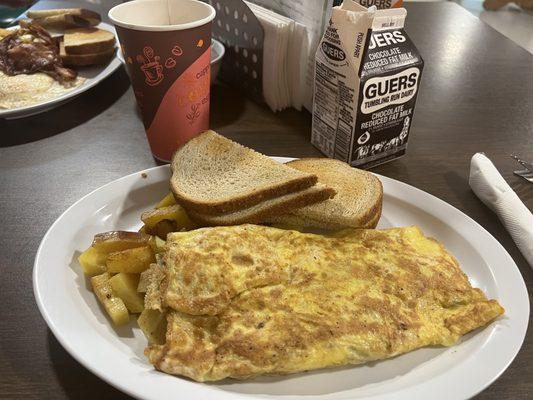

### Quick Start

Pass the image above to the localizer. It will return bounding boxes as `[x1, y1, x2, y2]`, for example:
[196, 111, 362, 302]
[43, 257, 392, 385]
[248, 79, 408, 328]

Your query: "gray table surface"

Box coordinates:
[0, 1, 531, 399]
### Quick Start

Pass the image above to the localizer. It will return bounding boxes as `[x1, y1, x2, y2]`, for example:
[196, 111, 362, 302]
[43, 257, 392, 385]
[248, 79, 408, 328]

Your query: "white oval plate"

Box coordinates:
[33, 159, 529, 400]
[0, 22, 121, 119]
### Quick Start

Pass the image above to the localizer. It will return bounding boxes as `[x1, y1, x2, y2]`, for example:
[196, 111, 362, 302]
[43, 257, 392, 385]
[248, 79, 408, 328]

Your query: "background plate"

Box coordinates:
[33, 159, 529, 400]
[0, 22, 121, 119]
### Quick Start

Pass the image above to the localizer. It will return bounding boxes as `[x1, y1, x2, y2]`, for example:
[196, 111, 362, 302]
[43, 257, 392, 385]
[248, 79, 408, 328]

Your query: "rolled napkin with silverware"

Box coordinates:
[469, 152, 533, 268]
[511, 154, 533, 182]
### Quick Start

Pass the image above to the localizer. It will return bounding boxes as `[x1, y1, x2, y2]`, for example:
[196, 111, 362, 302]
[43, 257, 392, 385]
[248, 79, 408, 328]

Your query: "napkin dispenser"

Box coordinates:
[208, 0, 265, 104]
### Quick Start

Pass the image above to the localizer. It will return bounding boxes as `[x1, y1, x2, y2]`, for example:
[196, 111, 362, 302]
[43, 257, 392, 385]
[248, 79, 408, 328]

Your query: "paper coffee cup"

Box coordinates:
[109, 0, 215, 162]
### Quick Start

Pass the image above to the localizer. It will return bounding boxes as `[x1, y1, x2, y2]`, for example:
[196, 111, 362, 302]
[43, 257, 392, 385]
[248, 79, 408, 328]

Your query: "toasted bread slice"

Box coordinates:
[362, 203, 382, 228]
[63, 27, 115, 55]
[27, 8, 101, 26]
[60, 41, 114, 66]
[266, 158, 383, 230]
[186, 184, 336, 226]
[170, 130, 320, 215]
[29, 14, 94, 29]
[268, 200, 382, 230]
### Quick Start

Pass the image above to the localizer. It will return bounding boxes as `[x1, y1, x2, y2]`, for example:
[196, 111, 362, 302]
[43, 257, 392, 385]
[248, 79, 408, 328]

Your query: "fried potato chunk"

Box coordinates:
[91, 272, 129, 326]
[110, 273, 144, 313]
[141, 205, 196, 239]
[106, 246, 155, 273]
[92, 231, 150, 254]
[138, 308, 167, 344]
[78, 246, 107, 276]
[155, 192, 177, 209]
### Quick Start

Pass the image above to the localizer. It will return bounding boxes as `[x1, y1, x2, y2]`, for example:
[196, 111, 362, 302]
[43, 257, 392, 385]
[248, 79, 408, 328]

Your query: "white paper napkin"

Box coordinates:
[469, 153, 533, 267]
[245, 1, 308, 112]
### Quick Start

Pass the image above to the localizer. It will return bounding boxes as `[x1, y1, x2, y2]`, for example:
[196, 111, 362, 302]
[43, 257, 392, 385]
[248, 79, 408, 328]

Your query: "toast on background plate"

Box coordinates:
[25, 14, 93, 30]
[63, 27, 115, 55]
[27, 8, 101, 28]
[170, 130, 335, 216]
[267, 158, 383, 230]
[59, 41, 115, 66]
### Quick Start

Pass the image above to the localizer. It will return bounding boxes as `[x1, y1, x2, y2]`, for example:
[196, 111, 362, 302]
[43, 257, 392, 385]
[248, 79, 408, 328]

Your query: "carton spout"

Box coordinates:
[373, 8, 407, 30]
[340, 0, 372, 12]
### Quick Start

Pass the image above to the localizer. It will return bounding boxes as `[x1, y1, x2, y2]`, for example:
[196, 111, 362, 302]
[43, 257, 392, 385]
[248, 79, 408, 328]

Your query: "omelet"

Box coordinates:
[145, 225, 504, 381]
[0, 71, 84, 109]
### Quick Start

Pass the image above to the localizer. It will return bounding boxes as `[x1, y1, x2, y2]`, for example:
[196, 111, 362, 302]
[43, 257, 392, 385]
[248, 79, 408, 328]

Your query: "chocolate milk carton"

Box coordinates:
[312, 1, 423, 168]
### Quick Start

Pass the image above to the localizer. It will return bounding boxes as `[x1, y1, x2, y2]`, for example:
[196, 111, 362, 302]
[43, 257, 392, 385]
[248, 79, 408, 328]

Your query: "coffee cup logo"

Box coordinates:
[137, 46, 164, 86]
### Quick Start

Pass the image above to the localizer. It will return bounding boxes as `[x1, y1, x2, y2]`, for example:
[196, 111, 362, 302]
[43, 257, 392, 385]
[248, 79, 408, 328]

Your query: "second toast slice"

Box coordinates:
[267, 158, 383, 230]
[63, 27, 116, 55]
[186, 184, 336, 226]
[60, 41, 115, 66]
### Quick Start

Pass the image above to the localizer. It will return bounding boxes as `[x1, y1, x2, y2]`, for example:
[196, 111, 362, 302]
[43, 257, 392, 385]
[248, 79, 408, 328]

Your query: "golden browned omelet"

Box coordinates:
[145, 225, 504, 381]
